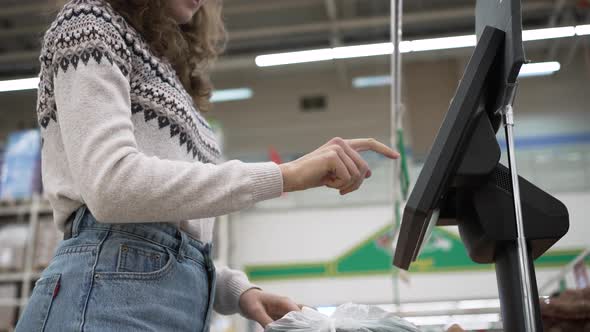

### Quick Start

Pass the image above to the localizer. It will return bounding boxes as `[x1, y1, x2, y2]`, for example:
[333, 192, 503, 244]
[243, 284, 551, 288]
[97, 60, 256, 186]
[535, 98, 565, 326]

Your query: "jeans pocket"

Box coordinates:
[15, 274, 61, 332]
[96, 241, 175, 281]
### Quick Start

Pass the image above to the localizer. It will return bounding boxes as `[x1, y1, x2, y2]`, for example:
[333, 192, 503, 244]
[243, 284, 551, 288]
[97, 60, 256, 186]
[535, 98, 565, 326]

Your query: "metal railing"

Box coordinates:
[539, 247, 590, 295]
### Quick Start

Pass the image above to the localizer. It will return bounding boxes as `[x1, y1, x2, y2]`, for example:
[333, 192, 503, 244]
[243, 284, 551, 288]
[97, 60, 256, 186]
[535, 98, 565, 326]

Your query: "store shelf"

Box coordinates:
[0, 271, 41, 283]
[0, 297, 24, 307]
[0, 201, 52, 217]
[0, 194, 45, 320]
[0, 273, 25, 283]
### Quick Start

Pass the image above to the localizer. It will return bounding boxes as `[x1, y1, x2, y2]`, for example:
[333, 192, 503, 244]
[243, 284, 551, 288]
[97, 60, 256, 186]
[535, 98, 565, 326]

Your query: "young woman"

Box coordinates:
[16, 0, 399, 331]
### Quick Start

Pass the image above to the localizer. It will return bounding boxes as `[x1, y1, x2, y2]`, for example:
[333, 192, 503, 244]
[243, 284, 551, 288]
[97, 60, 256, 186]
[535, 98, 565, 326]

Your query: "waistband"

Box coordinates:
[65, 205, 213, 265]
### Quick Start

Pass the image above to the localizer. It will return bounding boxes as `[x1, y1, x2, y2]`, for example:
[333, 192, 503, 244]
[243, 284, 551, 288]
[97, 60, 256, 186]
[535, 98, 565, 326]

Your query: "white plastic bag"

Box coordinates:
[265, 303, 421, 332]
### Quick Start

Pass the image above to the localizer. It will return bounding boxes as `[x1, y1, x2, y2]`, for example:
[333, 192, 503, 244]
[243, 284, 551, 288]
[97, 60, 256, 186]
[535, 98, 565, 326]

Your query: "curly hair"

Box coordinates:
[56, 0, 227, 112]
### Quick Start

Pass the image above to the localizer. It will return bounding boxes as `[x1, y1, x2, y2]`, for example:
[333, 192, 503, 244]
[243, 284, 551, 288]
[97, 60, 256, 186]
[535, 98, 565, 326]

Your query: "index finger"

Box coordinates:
[346, 138, 400, 159]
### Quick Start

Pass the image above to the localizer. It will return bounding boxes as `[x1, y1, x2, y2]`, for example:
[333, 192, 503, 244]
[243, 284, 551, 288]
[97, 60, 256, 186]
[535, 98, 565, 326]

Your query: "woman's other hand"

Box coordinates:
[279, 137, 399, 195]
[239, 289, 301, 328]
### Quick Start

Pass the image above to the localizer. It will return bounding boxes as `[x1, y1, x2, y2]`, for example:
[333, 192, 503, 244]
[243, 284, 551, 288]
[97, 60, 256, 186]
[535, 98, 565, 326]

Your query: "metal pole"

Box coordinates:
[391, 0, 403, 307]
[391, 0, 403, 136]
[502, 84, 538, 332]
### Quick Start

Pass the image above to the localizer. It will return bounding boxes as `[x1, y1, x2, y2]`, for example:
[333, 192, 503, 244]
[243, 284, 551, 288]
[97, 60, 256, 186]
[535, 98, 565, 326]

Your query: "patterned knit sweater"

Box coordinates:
[37, 0, 284, 315]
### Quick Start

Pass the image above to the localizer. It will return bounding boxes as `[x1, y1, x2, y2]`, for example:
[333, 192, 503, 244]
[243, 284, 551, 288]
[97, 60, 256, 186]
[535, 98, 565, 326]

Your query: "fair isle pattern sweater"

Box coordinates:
[37, 0, 283, 315]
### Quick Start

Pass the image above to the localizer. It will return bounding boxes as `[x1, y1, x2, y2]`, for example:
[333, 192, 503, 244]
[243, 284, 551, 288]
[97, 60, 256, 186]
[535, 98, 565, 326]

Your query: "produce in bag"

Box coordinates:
[265, 303, 421, 332]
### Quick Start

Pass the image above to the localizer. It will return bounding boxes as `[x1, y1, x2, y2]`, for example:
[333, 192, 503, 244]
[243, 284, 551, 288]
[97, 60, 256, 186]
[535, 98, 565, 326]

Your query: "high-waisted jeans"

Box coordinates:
[15, 205, 216, 332]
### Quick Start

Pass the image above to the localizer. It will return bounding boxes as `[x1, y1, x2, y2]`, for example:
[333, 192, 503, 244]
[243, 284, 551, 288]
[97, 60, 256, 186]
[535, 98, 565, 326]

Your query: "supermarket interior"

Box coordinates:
[0, 0, 589, 331]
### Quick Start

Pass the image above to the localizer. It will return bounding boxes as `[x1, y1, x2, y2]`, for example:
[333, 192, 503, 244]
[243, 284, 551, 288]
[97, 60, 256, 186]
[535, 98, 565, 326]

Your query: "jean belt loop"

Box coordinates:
[64, 205, 86, 240]
[177, 230, 188, 262]
[204, 243, 214, 272]
[71, 205, 87, 238]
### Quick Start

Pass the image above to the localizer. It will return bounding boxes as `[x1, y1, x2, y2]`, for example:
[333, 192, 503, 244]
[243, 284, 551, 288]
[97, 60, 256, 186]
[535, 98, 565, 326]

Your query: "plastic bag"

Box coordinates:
[265, 303, 421, 332]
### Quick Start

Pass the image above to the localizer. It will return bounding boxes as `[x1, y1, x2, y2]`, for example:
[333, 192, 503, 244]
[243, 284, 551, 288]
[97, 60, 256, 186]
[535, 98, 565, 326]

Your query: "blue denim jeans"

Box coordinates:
[16, 205, 216, 332]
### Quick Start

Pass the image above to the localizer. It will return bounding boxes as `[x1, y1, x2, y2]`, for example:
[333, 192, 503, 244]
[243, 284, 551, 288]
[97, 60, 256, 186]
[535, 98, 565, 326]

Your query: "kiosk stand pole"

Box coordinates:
[501, 84, 539, 332]
[390, 0, 403, 221]
[390, 0, 403, 307]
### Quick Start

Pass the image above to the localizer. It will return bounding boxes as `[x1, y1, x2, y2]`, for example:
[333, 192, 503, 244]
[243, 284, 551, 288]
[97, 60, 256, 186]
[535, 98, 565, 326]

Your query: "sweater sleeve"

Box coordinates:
[50, 14, 283, 223]
[214, 266, 259, 315]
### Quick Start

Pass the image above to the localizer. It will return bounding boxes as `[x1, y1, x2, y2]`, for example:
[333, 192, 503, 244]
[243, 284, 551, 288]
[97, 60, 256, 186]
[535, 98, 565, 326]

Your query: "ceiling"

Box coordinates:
[0, 0, 588, 77]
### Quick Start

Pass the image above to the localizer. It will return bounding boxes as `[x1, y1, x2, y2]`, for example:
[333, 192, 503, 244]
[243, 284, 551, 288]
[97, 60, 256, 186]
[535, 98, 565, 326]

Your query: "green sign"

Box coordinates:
[246, 225, 584, 281]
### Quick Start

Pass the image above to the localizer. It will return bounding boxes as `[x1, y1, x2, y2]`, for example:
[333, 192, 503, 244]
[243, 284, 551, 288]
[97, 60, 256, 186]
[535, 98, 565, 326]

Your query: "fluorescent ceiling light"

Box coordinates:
[353, 75, 391, 88]
[522, 26, 576, 41]
[256, 42, 412, 67]
[0, 77, 39, 92]
[256, 25, 588, 67]
[0, 77, 253, 102]
[575, 24, 590, 36]
[519, 61, 561, 78]
[353, 61, 561, 87]
[255, 48, 333, 66]
[409, 34, 476, 52]
[399, 41, 413, 53]
[210, 88, 253, 103]
[333, 42, 394, 59]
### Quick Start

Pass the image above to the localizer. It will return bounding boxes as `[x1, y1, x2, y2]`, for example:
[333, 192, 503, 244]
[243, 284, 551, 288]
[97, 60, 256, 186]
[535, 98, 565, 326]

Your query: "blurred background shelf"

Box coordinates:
[0, 298, 23, 307]
[0, 201, 52, 218]
[0, 271, 41, 283]
[0, 193, 56, 331]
